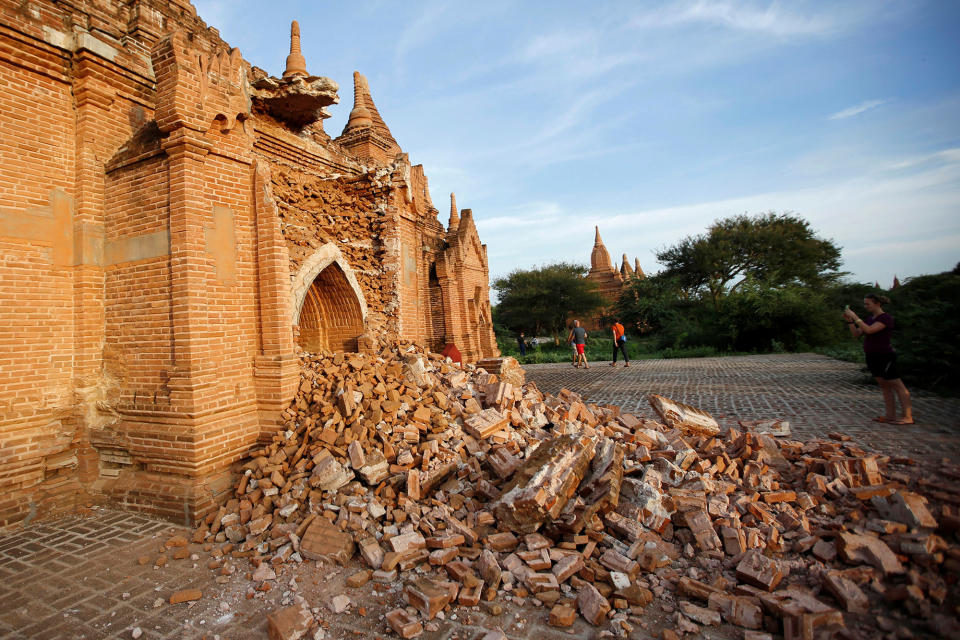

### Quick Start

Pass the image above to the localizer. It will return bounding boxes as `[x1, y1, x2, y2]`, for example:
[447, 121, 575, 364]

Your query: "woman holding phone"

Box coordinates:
[843, 293, 913, 425]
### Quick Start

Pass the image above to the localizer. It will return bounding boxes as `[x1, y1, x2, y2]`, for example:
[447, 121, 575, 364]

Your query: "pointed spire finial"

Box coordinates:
[591, 226, 613, 272]
[283, 20, 308, 79]
[342, 72, 396, 141]
[635, 257, 645, 278]
[448, 193, 460, 230]
[621, 253, 634, 277]
[344, 71, 374, 131]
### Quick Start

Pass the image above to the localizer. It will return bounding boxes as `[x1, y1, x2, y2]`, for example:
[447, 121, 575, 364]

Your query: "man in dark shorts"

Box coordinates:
[610, 319, 629, 367]
[567, 320, 589, 369]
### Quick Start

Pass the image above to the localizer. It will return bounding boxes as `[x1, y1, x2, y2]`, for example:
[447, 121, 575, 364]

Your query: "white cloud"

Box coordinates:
[512, 26, 645, 80]
[520, 30, 594, 62]
[828, 99, 888, 120]
[631, 1, 850, 37]
[882, 147, 960, 171]
[476, 202, 564, 231]
[844, 234, 960, 257]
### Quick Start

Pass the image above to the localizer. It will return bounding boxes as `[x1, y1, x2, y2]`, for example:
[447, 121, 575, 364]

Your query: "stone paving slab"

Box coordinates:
[523, 353, 960, 466]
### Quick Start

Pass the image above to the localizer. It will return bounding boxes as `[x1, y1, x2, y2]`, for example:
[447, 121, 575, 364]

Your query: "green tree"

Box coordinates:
[657, 212, 843, 310]
[493, 262, 606, 341]
[616, 273, 694, 346]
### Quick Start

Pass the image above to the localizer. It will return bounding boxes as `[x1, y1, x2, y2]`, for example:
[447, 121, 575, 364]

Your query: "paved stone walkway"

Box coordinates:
[523, 353, 960, 466]
[1, 507, 678, 639]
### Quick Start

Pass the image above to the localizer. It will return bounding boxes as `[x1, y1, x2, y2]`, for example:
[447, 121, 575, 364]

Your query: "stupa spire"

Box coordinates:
[344, 71, 373, 131]
[283, 21, 308, 79]
[590, 226, 613, 272]
[635, 257, 645, 278]
[620, 253, 634, 278]
[448, 193, 460, 230]
[342, 72, 399, 148]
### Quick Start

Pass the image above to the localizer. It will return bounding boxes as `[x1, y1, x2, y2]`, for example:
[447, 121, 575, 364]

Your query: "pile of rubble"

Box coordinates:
[190, 340, 959, 639]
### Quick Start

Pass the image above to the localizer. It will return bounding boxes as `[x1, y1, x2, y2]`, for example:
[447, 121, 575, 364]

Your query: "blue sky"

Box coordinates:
[194, 0, 960, 287]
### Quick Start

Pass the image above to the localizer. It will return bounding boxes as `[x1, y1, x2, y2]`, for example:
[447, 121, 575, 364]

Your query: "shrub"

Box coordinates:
[887, 271, 960, 394]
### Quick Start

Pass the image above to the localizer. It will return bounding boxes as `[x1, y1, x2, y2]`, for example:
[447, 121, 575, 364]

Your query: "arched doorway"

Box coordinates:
[290, 244, 367, 354]
[297, 261, 364, 353]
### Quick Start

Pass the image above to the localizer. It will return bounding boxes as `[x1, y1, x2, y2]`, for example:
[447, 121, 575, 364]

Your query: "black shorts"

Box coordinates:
[865, 352, 900, 380]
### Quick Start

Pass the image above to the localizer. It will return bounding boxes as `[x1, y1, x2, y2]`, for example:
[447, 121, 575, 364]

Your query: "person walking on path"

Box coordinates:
[610, 319, 629, 367]
[567, 320, 589, 369]
[843, 293, 913, 425]
[517, 331, 527, 357]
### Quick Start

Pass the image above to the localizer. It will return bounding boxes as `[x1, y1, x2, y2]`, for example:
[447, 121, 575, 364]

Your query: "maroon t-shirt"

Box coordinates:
[863, 313, 894, 353]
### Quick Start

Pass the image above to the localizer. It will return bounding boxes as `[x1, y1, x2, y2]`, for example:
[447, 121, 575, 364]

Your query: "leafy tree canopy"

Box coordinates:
[657, 212, 843, 309]
[492, 262, 606, 340]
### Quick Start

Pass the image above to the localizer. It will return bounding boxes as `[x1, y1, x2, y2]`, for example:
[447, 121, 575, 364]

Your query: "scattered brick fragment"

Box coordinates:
[266, 601, 313, 640]
[169, 589, 202, 605]
[736, 550, 784, 592]
[385, 609, 423, 638]
[299, 517, 355, 564]
[549, 603, 576, 627]
[577, 583, 611, 625]
[405, 578, 452, 620]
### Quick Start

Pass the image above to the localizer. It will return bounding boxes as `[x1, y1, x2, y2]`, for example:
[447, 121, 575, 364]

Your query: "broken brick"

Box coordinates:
[385, 609, 423, 638]
[300, 517, 355, 565]
[267, 602, 313, 640]
[577, 583, 611, 625]
[169, 589, 202, 604]
[549, 603, 576, 627]
[736, 550, 784, 592]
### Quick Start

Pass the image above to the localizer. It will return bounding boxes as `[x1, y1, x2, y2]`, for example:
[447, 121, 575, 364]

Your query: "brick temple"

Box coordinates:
[0, 0, 499, 527]
[585, 227, 644, 330]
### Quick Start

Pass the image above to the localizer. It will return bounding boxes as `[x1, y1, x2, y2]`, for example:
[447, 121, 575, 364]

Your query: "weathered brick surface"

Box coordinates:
[0, 0, 498, 528]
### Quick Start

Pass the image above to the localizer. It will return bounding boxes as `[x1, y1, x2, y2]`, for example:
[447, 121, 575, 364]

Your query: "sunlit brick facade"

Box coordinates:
[0, 0, 498, 527]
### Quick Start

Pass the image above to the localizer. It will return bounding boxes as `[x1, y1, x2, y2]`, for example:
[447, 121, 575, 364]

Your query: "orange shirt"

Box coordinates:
[612, 323, 624, 340]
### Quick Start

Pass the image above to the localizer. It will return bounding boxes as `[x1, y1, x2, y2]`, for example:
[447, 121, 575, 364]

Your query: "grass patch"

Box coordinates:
[813, 343, 865, 364]
[498, 335, 740, 365]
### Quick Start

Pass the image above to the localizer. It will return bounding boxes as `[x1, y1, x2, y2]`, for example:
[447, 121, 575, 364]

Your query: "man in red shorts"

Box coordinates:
[567, 320, 589, 369]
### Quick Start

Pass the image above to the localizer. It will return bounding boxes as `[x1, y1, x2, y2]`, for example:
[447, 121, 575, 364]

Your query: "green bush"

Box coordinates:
[813, 343, 864, 364]
[887, 271, 960, 394]
[719, 284, 838, 352]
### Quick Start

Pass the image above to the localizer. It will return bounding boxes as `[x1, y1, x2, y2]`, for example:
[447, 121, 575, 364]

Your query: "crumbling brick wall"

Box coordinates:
[268, 165, 391, 338]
